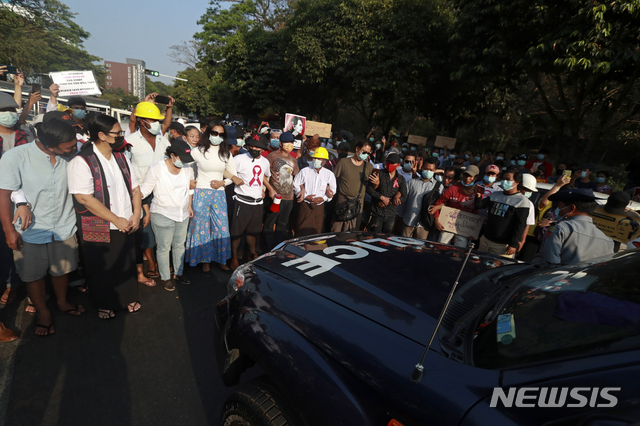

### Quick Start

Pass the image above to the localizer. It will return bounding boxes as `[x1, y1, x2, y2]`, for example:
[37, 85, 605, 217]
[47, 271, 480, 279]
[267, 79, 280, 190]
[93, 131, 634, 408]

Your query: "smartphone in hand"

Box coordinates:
[1, 65, 18, 75]
[562, 170, 572, 178]
[155, 95, 170, 104]
[31, 83, 41, 93]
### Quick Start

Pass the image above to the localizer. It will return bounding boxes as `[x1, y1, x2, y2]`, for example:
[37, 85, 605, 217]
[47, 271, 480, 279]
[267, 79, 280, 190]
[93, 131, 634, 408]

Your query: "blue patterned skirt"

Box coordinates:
[185, 189, 231, 265]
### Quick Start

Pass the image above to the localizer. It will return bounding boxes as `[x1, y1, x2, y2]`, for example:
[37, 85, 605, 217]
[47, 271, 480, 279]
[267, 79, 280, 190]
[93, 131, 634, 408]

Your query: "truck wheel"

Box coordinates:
[222, 379, 299, 426]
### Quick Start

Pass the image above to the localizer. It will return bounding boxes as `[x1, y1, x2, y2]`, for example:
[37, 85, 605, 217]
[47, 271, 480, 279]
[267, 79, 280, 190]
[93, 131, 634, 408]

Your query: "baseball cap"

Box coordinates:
[548, 188, 596, 203]
[464, 165, 480, 177]
[167, 138, 194, 163]
[485, 165, 500, 174]
[248, 134, 269, 150]
[0, 92, 19, 109]
[386, 153, 402, 164]
[604, 192, 631, 215]
[280, 132, 294, 142]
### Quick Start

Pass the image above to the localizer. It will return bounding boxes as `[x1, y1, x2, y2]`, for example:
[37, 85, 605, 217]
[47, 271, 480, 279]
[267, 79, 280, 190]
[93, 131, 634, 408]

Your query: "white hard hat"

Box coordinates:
[522, 174, 538, 192]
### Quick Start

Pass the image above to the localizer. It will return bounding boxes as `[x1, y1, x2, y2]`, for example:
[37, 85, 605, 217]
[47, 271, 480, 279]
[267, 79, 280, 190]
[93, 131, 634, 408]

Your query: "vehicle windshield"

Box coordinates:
[473, 251, 640, 370]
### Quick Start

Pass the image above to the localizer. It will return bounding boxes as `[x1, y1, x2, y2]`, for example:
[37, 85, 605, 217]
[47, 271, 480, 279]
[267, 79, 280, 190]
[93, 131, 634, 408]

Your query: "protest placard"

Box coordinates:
[591, 207, 640, 243]
[305, 120, 332, 138]
[434, 135, 456, 149]
[284, 113, 306, 137]
[407, 135, 428, 146]
[440, 206, 485, 240]
[50, 71, 101, 97]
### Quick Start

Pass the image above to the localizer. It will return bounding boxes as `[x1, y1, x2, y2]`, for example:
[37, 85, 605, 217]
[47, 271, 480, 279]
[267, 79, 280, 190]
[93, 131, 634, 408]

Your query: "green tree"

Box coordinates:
[172, 68, 222, 117]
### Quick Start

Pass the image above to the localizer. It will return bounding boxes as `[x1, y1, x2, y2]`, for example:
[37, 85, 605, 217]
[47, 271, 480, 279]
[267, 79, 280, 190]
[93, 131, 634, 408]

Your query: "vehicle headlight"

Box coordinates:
[227, 264, 252, 296]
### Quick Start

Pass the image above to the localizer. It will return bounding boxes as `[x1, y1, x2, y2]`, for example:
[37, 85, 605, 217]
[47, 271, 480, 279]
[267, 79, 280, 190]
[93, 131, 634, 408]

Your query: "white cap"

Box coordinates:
[522, 174, 538, 192]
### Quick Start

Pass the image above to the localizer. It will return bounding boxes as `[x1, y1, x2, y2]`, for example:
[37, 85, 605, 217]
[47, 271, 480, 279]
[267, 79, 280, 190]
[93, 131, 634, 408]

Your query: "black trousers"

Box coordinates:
[263, 199, 294, 249]
[368, 214, 395, 234]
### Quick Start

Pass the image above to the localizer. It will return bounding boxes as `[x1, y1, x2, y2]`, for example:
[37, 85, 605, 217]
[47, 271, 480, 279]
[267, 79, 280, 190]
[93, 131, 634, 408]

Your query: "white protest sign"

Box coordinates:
[50, 71, 101, 97]
[440, 206, 485, 240]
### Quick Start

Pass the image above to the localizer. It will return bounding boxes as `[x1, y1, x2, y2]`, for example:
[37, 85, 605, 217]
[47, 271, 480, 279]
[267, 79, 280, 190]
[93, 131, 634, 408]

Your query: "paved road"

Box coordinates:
[0, 265, 256, 426]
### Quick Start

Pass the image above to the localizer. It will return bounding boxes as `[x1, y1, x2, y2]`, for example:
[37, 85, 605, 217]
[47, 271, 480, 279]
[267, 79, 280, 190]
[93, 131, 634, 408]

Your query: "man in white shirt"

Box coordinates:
[293, 147, 337, 237]
[229, 135, 275, 270]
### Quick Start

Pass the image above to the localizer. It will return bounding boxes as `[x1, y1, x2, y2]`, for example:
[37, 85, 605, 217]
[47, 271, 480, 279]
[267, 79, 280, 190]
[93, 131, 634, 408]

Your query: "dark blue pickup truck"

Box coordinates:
[214, 232, 640, 426]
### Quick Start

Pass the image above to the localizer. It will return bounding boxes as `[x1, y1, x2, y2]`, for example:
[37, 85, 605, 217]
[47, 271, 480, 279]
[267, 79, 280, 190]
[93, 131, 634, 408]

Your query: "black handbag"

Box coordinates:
[334, 162, 367, 222]
[420, 181, 442, 228]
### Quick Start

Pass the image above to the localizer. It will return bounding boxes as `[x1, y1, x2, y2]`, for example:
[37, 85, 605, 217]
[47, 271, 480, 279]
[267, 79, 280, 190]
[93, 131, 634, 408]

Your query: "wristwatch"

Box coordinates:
[16, 202, 29, 208]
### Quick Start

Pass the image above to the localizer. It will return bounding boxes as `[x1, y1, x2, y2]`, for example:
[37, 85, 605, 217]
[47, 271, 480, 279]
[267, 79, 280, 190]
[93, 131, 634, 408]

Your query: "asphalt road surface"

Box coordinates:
[0, 264, 258, 426]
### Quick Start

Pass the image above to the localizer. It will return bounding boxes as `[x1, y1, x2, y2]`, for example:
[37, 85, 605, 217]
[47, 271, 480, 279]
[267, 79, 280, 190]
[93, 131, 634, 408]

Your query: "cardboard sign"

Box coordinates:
[305, 120, 332, 138]
[407, 134, 427, 147]
[284, 113, 306, 138]
[632, 187, 640, 203]
[50, 70, 101, 96]
[434, 135, 456, 149]
[590, 207, 640, 243]
[440, 206, 485, 239]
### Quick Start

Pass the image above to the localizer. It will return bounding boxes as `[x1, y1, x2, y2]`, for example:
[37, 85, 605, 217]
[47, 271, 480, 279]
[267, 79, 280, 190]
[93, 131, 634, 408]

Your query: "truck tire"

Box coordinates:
[221, 378, 299, 426]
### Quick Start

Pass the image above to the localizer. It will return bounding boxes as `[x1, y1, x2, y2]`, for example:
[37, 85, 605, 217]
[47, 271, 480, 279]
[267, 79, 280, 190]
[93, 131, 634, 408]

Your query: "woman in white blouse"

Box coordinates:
[140, 139, 195, 291]
[186, 122, 242, 274]
[68, 114, 142, 319]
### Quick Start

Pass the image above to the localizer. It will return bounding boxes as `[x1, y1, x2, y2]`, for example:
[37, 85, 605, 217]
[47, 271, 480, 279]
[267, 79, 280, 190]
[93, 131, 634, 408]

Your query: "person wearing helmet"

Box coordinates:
[293, 147, 337, 237]
[515, 173, 539, 259]
[125, 101, 171, 286]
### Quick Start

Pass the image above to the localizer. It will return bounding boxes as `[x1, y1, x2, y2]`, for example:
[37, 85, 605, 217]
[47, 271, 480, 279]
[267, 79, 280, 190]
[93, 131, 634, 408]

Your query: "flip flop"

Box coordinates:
[127, 301, 141, 314]
[62, 304, 84, 316]
[138, 277, 156, 287]
[25, 302, 36, 316]
[146, 269, 159, 278]
[35, 323, 55, 336]
[98, 309, 115, 320]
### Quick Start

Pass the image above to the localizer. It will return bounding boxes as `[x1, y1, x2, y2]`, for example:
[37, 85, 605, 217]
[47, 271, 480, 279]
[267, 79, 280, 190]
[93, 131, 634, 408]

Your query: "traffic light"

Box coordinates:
[145, 69, 159, 77]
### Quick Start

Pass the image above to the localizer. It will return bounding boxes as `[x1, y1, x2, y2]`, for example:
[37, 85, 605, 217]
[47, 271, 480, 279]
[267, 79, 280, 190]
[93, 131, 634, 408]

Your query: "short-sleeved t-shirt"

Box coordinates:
[233, 152, 271, 200]
[334, 158, 374, 200]
[267, 150, 300, 200]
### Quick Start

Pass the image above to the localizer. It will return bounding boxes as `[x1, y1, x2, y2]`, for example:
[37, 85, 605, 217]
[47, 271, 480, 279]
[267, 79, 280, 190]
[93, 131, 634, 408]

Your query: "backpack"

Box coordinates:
[420, 181, 442, 228]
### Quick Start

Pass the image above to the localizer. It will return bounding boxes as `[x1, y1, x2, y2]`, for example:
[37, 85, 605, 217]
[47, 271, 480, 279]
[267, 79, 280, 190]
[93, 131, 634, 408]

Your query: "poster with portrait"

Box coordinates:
[284, 113, 306, 138]
[591, 207, 640, 243]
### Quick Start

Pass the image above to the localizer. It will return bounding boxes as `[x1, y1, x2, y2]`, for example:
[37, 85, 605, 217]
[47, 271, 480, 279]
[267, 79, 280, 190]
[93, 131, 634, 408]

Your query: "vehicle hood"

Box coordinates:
[254, 232, 518, 345]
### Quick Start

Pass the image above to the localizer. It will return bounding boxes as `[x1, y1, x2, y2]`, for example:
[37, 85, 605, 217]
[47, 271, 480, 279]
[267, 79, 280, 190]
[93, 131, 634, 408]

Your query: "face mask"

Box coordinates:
[596, 177, 606, 183]
[312, 159, 323, 169]
[236, 139, 245, 147]
[308, 150, 314, 157]
[146, 120, 161, 135]
[484, 175, 496, 184]
[537, 154, 545, 160]
[524, 191, 532, 198]
[509, 160, 516, 166]
[496, 156, 504, 161]
[328, 138, 332, 143]
[210, 135, 224, 146]
[172, 157, 184, 168]
[461, 179, 475, 187]
[110, 136, 125, 150]
[517, 160, 526, 166]
[386, 163, 398, 173]
[464, 154, 470, 160]
[474, 156, 481, 162]
[432, 152, 439, 158]
[270, 139, 280, 149]
[369, 137, 374, 142]
[435, 175, 443, 182]
[421, 170, 434, 180]
[403, 163, 412, 172]
[554, 206, 570, 220]
[402, 147, 408, 152]
[375, 143, 381, 150]
[581, 171, 588, 178]
[358, 152, 368, 161]
[0, 111, 19, 128]
[338, 152, 347, 159]
[73, 109, 87, 120]
[449, 154, 456, 159]
[55, 146, 78, 158]
[411, 146, 417, 151]
[249, 148, 261, 159]
[501, 180, 514, 191]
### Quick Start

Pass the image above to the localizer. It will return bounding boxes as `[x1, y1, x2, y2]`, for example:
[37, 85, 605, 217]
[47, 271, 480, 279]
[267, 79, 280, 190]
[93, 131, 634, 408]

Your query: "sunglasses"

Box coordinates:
[211, 131, 225, 137]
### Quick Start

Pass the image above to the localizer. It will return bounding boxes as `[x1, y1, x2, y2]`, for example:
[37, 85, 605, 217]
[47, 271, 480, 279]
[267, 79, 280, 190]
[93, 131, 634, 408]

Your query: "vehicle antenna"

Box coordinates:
[410, 242, 475, 384]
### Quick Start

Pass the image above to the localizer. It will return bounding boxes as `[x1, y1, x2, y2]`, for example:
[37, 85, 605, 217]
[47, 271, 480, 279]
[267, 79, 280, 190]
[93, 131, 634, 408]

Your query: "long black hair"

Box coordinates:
[88, 114, 118, 142]
[199, 120, 230, 161]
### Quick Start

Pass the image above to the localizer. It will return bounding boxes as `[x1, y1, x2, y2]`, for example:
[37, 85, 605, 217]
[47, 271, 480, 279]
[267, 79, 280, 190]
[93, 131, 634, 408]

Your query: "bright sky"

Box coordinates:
[62, 0, 225, 86]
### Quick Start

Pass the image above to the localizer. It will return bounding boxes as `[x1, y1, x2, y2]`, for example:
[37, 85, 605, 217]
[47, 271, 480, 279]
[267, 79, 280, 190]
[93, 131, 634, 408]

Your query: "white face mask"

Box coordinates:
[0, 111, 19, 128]
[313, 159, 323, 169]
[172, 157, 184, 168]
[524, 191, 532, 198]
[146, 120, 161, 135]
[237, 139, 245, 147]
[210, 135, 224, 146]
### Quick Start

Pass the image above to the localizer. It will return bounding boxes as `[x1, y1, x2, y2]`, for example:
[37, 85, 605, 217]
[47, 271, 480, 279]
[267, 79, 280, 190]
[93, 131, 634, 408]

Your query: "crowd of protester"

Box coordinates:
[0, 73, 638, 342]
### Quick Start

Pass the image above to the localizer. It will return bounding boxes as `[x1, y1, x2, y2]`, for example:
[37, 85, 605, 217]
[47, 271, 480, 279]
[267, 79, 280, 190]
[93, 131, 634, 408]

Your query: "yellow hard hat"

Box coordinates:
[312, 147, 329, 160]
[134, 101, 164, 120]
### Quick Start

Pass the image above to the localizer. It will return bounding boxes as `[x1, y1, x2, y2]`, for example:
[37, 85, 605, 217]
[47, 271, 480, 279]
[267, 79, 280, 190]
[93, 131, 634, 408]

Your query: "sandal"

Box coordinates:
[98, 309, 115, 320]
[146, 269, 159, 278]
[62, 304, 84, 316]
[25, 301, 36, 316]
[138, 277, 156, 287]
[127, 301, 142, 314]
[35, 323, 55, 336]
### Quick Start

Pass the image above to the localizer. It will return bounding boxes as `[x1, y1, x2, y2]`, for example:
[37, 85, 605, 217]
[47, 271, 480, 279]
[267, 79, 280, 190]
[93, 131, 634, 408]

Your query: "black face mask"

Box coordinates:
[338, 152, 348, 159]
[57, 146, 77, 158]
[248, 148, 261, 159]
[110, 136, 125, 150]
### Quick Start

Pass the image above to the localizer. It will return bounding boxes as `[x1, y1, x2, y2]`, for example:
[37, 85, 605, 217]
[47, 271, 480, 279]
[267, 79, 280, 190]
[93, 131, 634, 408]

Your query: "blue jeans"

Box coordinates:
[150, 212, 189, 281]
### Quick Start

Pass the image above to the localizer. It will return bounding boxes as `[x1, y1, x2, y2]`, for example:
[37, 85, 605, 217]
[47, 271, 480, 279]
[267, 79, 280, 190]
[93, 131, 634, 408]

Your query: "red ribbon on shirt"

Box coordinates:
[249, 165, 262, 186]
[392, 178, 399, 188]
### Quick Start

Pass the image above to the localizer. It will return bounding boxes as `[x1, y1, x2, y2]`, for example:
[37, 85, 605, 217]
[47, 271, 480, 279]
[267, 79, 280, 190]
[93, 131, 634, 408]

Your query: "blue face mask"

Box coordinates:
[496, 156, 504, 161]
[464, 154, 470, 160]
[410, 146, 417, 151]
[0, 111, 19, 128]
[403, 163, 412, 172]
[449, 154, 456, 160]
[484, 175, 496, 184]
[421, 170, 434, 180]
[402, 147, 408, 152]
[435, 175, 443, 183]
[596, 177, 606, 183]
[474, 156, 481, 162]
[537, 154, 545, 160]
[375, 143, 381, 150]
[73, 109, 87, 120]
[172, 157, 184, 168]
[461, 179, 475, 187]
[328, 138, 332, 143]
[554, 206, 569, 220]
[358, 152, 369, 161]
[509, 160, 516, 166]
[581, 171, 588, 178]
[432, 152, 439, 158]
[369, 137, 375, 142]
[270, 139, 280, 149]
[501, 180, 514, 191]
[517, 160, 526, 166]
